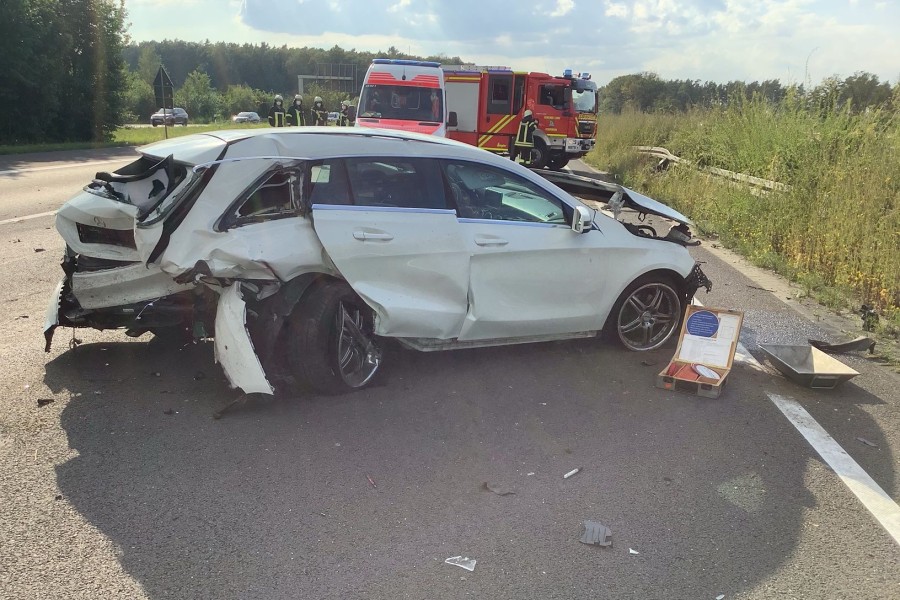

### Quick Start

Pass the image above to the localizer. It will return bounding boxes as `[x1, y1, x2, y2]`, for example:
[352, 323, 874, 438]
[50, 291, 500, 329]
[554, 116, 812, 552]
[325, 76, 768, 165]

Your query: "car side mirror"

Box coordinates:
[572, 205, 592, 233]
[448, 111, 458, 127]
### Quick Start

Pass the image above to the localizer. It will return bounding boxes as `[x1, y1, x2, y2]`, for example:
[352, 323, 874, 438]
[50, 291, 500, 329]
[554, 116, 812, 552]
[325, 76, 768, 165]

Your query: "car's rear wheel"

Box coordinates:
[607, 275, 683, 351]
[288, 281, 382, 394]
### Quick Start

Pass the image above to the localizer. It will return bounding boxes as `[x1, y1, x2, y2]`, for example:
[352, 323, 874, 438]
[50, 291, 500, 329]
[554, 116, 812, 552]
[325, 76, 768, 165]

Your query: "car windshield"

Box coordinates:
[238, 112, 253, 117]
[572, 81, 598, 113]
[358, 84, 443, 122]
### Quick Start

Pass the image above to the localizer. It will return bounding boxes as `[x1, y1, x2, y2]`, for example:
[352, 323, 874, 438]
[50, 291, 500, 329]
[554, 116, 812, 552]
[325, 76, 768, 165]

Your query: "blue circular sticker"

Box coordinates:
[686, 310, 719, 337]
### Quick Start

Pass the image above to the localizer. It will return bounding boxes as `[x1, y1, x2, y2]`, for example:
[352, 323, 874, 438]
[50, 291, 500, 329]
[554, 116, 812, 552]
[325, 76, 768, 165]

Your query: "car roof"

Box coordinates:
[138, 127, 517, 169]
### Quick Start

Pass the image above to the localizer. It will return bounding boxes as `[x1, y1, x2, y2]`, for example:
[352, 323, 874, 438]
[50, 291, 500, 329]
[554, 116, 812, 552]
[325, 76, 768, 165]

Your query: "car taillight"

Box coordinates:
[76, 223, 136, 249]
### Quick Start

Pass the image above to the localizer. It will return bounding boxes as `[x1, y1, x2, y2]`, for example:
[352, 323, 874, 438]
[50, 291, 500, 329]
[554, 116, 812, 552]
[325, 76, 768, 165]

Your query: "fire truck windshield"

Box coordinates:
[572, 86, 597, 113]
[358, 84, 444, 123]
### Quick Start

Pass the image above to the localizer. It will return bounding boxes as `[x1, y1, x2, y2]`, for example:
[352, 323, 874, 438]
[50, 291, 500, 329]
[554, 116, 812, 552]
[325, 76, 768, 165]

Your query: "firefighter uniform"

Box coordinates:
[287, 95, 305, 126]
[268, 95, 287, 127]
[311, 96, 328, 126]
[511, 110, 538, 165]
[338, 101, 355, 127]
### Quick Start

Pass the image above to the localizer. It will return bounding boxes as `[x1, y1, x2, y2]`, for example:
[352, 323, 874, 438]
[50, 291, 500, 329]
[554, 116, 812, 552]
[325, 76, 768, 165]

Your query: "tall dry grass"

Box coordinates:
[587, 98, 900, 327]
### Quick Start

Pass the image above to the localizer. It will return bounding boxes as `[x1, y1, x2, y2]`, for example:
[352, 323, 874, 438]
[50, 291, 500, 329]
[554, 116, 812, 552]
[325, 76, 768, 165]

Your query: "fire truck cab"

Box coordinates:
[356, 59, 447, 136]
[444, 67, 598, 170]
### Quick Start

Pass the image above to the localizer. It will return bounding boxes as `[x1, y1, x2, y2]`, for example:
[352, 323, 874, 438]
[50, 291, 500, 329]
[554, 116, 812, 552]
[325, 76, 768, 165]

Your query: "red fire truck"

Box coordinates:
[443, 66, 598, 170]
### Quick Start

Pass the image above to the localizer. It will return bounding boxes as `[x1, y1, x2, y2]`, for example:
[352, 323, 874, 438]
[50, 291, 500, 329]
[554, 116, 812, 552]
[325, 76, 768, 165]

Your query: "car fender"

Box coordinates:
[214, 284, 274, 395]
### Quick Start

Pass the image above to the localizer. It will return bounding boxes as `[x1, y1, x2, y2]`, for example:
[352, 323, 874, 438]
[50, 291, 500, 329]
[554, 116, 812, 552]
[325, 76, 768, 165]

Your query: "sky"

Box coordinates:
[123, 0, 899, 86]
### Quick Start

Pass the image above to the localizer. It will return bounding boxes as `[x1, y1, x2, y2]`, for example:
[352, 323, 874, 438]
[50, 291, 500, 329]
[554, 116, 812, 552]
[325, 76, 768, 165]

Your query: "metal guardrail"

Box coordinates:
[634, 146, 791, 193]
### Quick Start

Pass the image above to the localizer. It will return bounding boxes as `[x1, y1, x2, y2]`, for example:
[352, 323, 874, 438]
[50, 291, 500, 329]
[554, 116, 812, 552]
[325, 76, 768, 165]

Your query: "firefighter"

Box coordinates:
[267, 94, 287, 127]
[338, 100, 355, 126]
[311, 96, 328, 126]
[511, 109, 538, 165]
[286, 94, 305, 126]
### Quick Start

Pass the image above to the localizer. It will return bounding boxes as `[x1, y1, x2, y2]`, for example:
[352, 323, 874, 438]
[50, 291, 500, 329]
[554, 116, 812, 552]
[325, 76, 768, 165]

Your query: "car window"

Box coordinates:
[233, 169, 297, 222]
[441, 161, 570, 224]
[344, 157, 446, 209]
[307, 159, 352, 206]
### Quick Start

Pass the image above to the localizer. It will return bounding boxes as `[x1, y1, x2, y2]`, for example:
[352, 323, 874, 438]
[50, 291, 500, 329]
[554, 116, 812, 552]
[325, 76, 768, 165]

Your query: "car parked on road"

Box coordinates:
[44, 128, 711, 395]
[232, 111, 261, 124]
[150, 107, 189, 126]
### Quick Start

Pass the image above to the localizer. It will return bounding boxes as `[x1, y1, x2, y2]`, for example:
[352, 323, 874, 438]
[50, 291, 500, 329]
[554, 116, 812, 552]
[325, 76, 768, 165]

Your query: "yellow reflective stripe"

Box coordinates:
[478, 114, 516, 146]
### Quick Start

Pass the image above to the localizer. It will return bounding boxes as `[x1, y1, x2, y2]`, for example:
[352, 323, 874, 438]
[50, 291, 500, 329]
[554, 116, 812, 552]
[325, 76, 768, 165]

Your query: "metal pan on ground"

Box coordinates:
[759, 344, 859, 389]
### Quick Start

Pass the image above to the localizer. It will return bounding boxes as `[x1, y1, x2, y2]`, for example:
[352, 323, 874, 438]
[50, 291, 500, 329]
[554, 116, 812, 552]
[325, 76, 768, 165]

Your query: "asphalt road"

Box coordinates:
[0, 150, 898, 599]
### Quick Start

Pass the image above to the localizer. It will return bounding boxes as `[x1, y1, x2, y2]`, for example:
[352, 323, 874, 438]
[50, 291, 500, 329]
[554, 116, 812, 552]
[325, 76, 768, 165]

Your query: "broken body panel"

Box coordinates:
[44, 128, 709, 395]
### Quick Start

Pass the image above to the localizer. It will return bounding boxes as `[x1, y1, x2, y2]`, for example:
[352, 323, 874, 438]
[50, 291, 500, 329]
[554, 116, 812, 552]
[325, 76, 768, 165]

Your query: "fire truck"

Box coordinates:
[442, 66, 598, 170]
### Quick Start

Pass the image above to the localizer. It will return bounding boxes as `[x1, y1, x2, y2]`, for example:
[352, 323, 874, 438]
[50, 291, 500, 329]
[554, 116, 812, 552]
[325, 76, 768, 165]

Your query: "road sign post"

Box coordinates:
[153, 66, 175, 139]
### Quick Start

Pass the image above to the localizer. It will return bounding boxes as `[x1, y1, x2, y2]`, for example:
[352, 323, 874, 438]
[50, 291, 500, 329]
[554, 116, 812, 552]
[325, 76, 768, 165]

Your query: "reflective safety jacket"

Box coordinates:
[287, 102, 305, 126]
[268, 104, 287, 127]
[515, 114, 538, 148]
[312, 102, 327, 126]
[338, 105, 356, 127]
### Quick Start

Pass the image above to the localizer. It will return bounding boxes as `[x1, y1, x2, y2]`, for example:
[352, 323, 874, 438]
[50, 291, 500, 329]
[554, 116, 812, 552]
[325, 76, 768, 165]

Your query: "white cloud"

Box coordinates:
[604, 2, 628, 18]
[549, 0, 575, 17]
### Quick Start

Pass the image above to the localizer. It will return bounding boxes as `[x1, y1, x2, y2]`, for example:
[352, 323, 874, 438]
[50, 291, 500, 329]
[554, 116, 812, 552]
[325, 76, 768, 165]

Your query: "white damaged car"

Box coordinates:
[44, 128, 711, 395]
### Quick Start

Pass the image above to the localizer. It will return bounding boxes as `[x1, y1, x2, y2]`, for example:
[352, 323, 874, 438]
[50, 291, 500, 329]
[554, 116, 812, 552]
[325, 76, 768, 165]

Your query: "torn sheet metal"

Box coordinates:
[808, 336, 876, 355]
[580, 521, 613, 546]
[213, 284, 273, 395]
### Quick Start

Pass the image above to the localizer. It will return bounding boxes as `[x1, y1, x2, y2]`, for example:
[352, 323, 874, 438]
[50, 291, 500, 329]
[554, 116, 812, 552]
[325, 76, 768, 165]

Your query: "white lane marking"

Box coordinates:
[0, 210, 56, 226]
[694, 296, 900, 545]
[0, 158, 126, 177]
[768, 392, 900, 545]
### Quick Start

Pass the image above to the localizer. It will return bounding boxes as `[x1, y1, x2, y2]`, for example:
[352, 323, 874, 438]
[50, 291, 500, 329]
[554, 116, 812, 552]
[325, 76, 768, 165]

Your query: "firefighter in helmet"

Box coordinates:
[268, 94, 287, 127]
[511, 109, 538, 165]
[286, 94, 305, 126]
[311, 96, 328, 126]
[338, 100, 356, 127]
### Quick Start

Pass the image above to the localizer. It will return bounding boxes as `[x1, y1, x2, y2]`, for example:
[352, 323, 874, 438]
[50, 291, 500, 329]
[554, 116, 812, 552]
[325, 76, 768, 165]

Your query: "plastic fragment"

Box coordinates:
[629, 548, 640, 555]
[163, 408, 174, 415]
[856, 437, 878, 448]
[445, 556, 477, 572]
[580, 521, 612, 546]
[716, 595, 725, 600]
[37, 398, 54, 408]
[366, 474, 377, 489]
[563, 467, 582, 479]
[482, 482, 515, 496]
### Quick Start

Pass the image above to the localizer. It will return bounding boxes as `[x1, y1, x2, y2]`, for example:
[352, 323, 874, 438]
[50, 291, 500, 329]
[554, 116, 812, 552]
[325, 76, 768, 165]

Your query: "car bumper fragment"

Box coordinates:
[685, 263, 713, 298]
[43, 278, 65, 352]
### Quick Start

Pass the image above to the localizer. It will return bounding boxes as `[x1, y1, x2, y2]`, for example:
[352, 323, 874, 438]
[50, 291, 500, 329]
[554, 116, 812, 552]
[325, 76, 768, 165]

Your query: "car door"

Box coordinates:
[442, 160, 611, 341]
[309, 157, 470, 339]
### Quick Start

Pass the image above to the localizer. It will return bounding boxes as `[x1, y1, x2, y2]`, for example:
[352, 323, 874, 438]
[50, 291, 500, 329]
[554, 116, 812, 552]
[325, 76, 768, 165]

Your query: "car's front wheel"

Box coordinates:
[607, 275, 683, 351]
[288, 281, 382, 394]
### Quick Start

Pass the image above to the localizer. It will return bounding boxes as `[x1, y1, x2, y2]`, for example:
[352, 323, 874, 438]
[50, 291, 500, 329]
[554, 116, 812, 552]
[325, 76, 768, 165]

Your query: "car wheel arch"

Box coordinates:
[602, 268, 689, 350]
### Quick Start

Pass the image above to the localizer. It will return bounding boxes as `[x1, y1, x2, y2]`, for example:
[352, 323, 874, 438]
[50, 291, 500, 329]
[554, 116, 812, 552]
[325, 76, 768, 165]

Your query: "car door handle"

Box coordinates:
[353, 230, 393, 241]
[474, 236, 508, 246]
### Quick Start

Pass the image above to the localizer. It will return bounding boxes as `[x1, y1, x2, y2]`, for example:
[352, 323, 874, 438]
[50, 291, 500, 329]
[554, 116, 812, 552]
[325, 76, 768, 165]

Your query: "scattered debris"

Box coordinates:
[640, 360, 658, 367]
[37, 398, 54, 408]
[482, 482, 515, 496]
[747, 285, 775, 292]
[445, 556, 477, 572]
[856, 437, 878, 448]
[859, 305, 879, 332]
[193, 371, 206, 381]
[17, 315, 29, 319]
[150, 371, 161, 377]
[526, 472, 535, 477]
[366, 474, 378, 489]
[34, 248, 46, 253]
[629, 548, 640, 555]
[579, 521, 612, 547]
[213, 393, 248, 419]
[809, 336, 875, 355]
[23, 384, 30, 390]
[563, 467, 582, 479]
[93, 391, 102, 395]
[163, 408, 174, 415]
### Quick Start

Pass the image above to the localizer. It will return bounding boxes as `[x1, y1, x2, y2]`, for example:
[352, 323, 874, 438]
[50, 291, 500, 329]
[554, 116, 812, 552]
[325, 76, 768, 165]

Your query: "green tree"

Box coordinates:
[175, 69, 221, 122]
[137, 45, 163, 84]
[121, 68, 156, 123]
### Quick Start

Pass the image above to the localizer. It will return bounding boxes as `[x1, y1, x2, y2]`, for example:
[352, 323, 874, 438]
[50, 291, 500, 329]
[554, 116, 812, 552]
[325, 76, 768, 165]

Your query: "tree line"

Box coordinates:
[599, 71, 898, 116]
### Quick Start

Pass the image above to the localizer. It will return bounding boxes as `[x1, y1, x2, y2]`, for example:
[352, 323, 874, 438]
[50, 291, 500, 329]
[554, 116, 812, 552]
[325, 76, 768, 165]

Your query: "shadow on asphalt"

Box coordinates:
[0, 147, 136, 180]
[44, 335, 891, 598]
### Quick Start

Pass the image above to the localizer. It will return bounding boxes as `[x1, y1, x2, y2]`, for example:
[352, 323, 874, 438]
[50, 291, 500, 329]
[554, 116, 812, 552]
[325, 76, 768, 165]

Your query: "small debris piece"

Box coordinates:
[482, 482, 515, 496]
[640, 360, 658, 367]
[37, 398, 54, 408]
[445, 556, 477, 572]
[747, 285, 775, 292]
[716, 595, 725, 600]
[366, 474, 377, 489]
[629, 548, 640, 555]
[150, 371, 161, 377]
[163, 408, 174, 415]
[34, 248, 46, 253]
[54, 494, 63, 501]
[579, 521, 612, 547]
[526, 472, 535, 476]
[563, 467, 582, 479]
[193, 371, 206, 381]
[17, 315, 29, 319]
[856, 437, 878, 448]
[809, 336, 876, 355]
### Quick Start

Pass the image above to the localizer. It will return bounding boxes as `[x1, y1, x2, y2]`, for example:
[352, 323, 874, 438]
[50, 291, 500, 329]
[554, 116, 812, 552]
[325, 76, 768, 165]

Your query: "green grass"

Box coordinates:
[586, 101, 900, 333]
